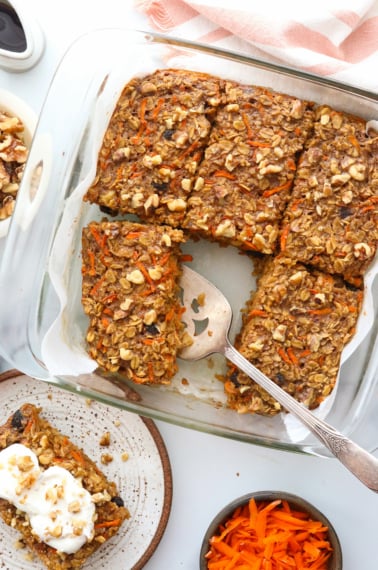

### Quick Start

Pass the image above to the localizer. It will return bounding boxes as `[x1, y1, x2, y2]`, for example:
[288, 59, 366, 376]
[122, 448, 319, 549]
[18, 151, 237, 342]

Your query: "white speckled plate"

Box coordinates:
[0, 371, 172, 570]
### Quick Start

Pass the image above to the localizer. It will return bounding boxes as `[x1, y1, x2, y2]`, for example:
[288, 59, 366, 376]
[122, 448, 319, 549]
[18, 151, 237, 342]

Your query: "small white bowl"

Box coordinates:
[0, 88, 37, 238]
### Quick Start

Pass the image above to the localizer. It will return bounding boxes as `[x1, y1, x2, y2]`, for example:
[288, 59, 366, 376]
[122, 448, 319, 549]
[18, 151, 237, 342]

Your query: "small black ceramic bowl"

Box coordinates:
[200, 491, 342, 570]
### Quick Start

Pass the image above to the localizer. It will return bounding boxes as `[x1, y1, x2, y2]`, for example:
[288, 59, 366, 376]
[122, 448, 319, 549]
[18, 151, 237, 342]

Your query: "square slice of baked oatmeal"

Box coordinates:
[183, 81, 315, 254]
[82, 220, 191, 384]
[84, 69, 222, 227]
[0, 403, 129, 570]
[280, 106, 378, 285]
[224, 255, 362, 415]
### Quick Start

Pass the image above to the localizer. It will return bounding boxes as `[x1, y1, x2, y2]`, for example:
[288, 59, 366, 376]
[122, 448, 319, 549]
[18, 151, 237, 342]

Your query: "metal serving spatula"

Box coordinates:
[179, 265, 378, 492]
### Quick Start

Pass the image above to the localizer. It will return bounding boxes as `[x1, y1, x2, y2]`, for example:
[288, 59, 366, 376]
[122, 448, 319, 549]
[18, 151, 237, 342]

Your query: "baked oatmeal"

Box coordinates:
[0, 109, 29, 220]
[224, 255, 362, 415]
[0, 403, 129, 570]
[280, 106, 378, 285]
[84, 69, 221, 227]
[81, 220, 192, 384]
[183, 80, 315, 253]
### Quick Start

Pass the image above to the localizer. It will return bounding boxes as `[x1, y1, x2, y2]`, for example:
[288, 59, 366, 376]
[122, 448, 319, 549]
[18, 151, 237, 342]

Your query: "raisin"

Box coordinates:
[275, 372, 286, 386]
[163, 129, 174, 140]
[11, 409, 25, 431]
[152, 181, 168, 193]
[339, 205, 353, 219]
[144, 323, 159, 336]
[100, 205, 118, 216]
[111, 496, 124, 507]
[230, 370, 241, 387]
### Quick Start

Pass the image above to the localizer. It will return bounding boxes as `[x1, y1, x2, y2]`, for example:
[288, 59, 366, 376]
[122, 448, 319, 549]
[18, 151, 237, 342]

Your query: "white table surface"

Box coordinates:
[1, 2, 377, 569]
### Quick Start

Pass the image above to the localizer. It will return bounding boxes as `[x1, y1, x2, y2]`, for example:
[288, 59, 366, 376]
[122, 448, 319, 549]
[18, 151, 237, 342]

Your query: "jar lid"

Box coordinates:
[0, 0, 44, 71]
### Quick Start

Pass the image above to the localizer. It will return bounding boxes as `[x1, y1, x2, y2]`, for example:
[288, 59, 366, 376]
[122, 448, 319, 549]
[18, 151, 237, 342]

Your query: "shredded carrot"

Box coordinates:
[205, 498, 333, 570]
[241, 240, 259, 251]
[159, 252, 172, 266]
[346, 276, 363, 288]
[87, 250, 96, 276]
[101, 293, 118, 304]
[224, 380, 239, 395]
[286, 157, 297, 171]
[139, 98, 147, 122]
[24, 413, 36, 434]
[95, 519, 122, 530]
[152, 97, 164, 119]
[360, 204, 376, 213]
[142, 337, 164, 345]
[101, 317, 110, 329]
[300, 349, 311, 359]
[90, 276, 104, 297]
[213, 169, 237, 180]
[277, 347, 292, 365]
[89, 226, 109, 254]
[165, 307, 176, 322]
[241, 112, 254, 138]
[247, 140, 271, 148]
[148, 361, 154, 382]
[70, 449, 85, 465]
[126, 231, 141, 239]
[135, 260, 155, 288]
[348, 134, 360, 150]
[279, 225, 290, 251]
[178, 140, 199, 160]
[179, 254, 193, 262]
[263, 180, 292, 198]
[307, 308, 332, 316]
[248, 309, 268, 318]
[287, 347, 299, 365]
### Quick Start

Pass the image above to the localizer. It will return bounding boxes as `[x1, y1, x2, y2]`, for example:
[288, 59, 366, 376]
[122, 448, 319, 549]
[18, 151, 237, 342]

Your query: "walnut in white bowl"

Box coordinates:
[0, 88, 36, 237]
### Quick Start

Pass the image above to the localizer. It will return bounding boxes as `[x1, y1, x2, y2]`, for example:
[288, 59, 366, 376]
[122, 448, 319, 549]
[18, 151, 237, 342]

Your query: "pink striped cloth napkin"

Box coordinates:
[135, 0, 378, 92]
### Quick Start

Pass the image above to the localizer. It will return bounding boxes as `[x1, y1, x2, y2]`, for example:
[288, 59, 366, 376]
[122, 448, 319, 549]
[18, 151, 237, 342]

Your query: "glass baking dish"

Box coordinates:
[0, 29, 377, 458]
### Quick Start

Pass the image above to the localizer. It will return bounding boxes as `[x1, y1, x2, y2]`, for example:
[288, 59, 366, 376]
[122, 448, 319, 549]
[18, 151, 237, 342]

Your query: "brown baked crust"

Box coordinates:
[83, 68, 222, 227]
[81, 220, 191, 384]
[0, 403, 129, 570]
[224, 255, 363, 415]
[183, 81, 315, 253]
[280, 106, 378, 285]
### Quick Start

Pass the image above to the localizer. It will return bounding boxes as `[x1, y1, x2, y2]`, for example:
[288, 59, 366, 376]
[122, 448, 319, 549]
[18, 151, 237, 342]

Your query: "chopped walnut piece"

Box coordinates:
[99, 431, 111, 447]
[100, 453, 113, 465]
[0, 110, 29, 221]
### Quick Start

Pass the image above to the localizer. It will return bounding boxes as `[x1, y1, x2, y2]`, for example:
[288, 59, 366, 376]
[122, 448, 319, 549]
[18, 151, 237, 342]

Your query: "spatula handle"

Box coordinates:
[225, 343, 378, 492]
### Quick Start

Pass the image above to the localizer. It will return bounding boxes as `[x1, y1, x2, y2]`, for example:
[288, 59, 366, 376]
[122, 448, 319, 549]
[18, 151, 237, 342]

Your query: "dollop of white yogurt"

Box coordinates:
[0, 443, 95, 553]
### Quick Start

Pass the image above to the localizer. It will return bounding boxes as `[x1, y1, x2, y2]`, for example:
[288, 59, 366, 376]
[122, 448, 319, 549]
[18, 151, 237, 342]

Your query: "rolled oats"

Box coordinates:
[81, 68, 377, 417]
[183, 81, 315, 254]
[81, 220, 192, 384]
[224, 255, 362, 416]
[280, 106, 378, 284]
[84, 69, 221, 227]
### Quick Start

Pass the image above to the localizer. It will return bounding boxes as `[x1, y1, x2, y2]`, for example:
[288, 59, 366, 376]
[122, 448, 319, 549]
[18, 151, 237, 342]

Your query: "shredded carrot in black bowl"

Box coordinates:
[200, 492, 342, 570]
